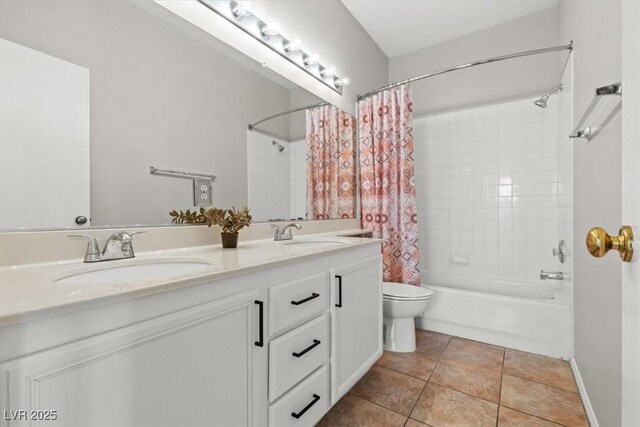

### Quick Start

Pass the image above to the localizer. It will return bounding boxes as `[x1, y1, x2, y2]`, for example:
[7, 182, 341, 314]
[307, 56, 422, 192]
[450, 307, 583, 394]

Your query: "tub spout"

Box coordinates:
[540, 270, 564, 281]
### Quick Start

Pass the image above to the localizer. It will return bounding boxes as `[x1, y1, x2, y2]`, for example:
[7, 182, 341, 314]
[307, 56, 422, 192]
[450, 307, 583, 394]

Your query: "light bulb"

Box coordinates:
[304, 53, 320, 66]
[231, 1, 252, 18]
[321, 66, 336, 77]
[334, 77, 350, 87]
[260, 22, 281, 37]
[284, 38, 301, 53]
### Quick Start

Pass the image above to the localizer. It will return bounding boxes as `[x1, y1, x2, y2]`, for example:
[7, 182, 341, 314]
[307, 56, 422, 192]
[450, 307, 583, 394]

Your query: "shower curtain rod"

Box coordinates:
[248, 101, 329, 130]
[356, 42, 573, 100]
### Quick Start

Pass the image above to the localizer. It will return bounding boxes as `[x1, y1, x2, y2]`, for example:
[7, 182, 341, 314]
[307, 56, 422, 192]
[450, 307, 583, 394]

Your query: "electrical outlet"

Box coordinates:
[194, 179, 212, 207]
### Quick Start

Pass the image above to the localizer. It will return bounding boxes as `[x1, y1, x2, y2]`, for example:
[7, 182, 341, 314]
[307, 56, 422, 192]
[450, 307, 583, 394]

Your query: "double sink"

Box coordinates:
[52, 239, 347, 286]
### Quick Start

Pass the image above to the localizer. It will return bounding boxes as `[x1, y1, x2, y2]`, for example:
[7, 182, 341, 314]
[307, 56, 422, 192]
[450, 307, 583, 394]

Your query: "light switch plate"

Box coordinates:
[194, 178, 212, 207]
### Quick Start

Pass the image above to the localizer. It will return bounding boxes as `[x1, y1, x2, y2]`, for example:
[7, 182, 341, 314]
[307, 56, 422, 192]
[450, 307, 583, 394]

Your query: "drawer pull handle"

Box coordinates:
[254, 300, 264, 347]
[291, 394, 321, 419]
[291, 293, 320, 305]
[335, 275, 343, 307]
[292, 339, 321, 358]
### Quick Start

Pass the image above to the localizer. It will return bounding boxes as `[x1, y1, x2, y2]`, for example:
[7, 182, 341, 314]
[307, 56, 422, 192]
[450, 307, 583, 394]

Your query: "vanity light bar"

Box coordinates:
[197, 0, 346, 95]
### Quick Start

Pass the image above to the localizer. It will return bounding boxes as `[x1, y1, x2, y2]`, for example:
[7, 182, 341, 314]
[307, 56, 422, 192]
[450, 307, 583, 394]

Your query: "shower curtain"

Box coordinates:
[306, 105, 356, 220]
[358, 84, 420, 285]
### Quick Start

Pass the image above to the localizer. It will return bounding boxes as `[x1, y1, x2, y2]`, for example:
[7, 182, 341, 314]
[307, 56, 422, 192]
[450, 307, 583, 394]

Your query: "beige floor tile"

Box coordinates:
[498, 406, 563, 426]
[441, 337, 505, 371]
[351, 366, 426, 415]
[376, 350, 439, 381]
[411, 383, 498, 427]
[415, 329, 451, 359]
[317, 394, 407, 427]
[501, 375, 588, 426]
[504, 350, 578, 392]
[405, 418, 431, 427]
[430, 359, 502, 402]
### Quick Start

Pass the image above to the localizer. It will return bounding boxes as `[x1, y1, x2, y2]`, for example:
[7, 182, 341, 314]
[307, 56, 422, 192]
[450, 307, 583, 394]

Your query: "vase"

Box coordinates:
[221, 232, 239, 248]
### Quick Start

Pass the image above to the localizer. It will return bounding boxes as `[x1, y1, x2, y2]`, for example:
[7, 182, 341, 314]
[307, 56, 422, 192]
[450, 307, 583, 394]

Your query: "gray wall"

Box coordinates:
[0, 0, 292, 226]
[389, 8, 561, 116]
[558, 1, 623, 425]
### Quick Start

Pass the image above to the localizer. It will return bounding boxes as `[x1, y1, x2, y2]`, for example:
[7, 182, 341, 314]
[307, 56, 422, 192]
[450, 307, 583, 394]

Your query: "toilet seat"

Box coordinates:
[383, 282, 433, 300]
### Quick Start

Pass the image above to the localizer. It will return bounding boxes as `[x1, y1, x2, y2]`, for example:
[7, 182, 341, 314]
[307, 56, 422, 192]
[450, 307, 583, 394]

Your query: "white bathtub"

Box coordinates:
[416, 272, 572, 359]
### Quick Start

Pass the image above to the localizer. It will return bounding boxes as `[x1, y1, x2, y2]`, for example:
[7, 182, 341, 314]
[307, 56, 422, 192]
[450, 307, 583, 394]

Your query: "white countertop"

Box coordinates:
[0, 231, 379, 327]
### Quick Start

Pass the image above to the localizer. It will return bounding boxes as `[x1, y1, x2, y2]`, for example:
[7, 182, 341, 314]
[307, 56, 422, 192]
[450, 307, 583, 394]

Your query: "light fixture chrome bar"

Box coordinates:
[248, 101, 329, 130]
[149, 166, 216, 181]
[198, 0, 345, 95]
[357, 42, 574, 100]
[570, 82, 622, 141]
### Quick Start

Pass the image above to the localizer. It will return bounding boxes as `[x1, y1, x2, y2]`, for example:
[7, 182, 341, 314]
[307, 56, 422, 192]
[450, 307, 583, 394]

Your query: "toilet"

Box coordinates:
[382, 282, 434, 352]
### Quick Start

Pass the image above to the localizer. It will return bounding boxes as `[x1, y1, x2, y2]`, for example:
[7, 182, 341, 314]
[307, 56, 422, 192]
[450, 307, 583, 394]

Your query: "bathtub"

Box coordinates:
[415, 272, 572, 359]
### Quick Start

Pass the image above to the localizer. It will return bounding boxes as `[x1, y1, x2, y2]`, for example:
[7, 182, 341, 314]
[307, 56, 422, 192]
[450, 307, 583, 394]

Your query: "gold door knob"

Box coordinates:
[585, 225, 634, 262]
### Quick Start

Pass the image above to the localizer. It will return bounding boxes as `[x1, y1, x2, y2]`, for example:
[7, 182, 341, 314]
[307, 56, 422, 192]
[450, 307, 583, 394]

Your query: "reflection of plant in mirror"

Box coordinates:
[170, 207, 252, 233]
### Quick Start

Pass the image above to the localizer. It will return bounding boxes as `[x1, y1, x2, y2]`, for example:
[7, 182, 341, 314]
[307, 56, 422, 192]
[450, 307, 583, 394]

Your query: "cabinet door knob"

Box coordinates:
[75, 216, 88, 225]
[586, 225, 634, 262]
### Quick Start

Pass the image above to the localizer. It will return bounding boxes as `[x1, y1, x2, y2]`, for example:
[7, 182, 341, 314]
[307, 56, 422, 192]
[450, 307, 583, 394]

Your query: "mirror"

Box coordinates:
[0, 0, 357, 231]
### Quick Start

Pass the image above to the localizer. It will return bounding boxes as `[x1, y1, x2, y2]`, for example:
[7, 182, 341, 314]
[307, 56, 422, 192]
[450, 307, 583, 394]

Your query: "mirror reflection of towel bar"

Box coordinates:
[149, 166, 216, 181]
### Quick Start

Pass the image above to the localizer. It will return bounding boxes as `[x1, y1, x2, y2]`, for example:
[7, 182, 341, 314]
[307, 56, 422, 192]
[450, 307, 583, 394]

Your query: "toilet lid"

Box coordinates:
[383, 282, 433, 299]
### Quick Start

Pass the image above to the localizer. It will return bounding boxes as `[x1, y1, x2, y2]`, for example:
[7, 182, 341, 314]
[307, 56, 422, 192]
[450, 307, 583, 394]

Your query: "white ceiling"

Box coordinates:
[341, 0, 558, 57]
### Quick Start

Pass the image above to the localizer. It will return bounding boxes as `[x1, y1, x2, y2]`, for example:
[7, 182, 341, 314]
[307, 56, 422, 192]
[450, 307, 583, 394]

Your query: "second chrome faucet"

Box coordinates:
[271, 223, 302, 241]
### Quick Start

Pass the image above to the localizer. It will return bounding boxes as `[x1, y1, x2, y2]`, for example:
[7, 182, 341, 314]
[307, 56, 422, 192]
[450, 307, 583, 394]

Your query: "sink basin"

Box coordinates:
[282, 239, 347, 247]
[53, 260, 212, 285]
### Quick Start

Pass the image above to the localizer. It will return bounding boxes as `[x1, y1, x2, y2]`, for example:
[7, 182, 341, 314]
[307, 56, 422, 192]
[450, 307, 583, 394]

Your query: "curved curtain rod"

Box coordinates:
[248, 101, 329, 130]
[357, 42, 573, 101]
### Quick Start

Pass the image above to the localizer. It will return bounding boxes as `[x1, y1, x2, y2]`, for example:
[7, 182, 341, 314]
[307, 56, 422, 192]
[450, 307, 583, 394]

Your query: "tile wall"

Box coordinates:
[247, 131, 307, 221]
[414, 96, 566, 283]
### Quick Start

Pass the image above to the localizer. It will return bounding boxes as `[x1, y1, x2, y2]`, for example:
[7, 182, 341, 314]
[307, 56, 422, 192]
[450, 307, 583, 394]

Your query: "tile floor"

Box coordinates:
[318, 330, 589, 427]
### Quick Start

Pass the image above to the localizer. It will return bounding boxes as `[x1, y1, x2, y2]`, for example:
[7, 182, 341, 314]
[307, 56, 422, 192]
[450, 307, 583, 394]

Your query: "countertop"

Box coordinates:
[0, 231, 380, 327]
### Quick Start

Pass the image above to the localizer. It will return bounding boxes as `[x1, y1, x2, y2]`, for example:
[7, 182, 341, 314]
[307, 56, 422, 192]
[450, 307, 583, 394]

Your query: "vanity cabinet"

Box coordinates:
[0, 242, 381, 426]
[331, 257, 383, 403]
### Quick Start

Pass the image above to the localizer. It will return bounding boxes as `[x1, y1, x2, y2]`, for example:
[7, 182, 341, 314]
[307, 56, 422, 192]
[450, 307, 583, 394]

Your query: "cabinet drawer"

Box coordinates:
[269, 272, 328, 335]
[269, 364, 330, 427]
[269, 314, 329, 401]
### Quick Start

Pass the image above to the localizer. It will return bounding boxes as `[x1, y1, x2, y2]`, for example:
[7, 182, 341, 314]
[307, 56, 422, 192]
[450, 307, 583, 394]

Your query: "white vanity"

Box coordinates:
[0, 234, 382, 426]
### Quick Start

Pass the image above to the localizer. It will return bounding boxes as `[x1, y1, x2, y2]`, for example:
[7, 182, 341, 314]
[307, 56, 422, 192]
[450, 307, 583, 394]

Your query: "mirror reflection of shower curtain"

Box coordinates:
[305, 105, 356, 220]
[357, 84, 420, 285]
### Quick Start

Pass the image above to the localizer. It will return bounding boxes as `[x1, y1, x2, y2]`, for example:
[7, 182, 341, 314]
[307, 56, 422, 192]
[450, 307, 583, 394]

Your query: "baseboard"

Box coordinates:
[570, 358, 599, 427]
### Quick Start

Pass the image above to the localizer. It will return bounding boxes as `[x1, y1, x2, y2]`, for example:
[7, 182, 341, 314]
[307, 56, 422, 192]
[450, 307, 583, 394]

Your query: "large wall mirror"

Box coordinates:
[0, 0, 357, 231]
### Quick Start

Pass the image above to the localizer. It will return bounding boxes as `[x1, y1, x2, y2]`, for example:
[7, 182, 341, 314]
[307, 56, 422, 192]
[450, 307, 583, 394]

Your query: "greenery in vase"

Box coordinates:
[170, 206, 252, 233]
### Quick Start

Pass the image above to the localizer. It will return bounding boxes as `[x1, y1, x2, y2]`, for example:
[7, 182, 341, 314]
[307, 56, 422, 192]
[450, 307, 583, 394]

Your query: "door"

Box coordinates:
[0, 290, 262, 427]
[331, 256, 383, 403]
[621, 3, 639, 425]
[0, 39, 90, 230]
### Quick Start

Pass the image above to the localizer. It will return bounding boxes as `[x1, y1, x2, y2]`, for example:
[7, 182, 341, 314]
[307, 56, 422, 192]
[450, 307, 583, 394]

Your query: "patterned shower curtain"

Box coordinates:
[306, 105, 356, 220]
[358, 84, 420, 285]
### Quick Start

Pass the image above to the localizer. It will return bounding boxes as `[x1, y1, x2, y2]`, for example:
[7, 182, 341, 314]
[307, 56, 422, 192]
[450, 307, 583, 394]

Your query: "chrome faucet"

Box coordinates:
[271, 223, 302, 241]
[540, 270, 564, 281]
[69, 231, 145, 263]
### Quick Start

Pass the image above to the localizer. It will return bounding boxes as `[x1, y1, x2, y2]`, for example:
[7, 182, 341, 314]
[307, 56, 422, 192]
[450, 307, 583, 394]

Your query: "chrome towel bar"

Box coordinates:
[149, 166, 216, 181]
[570, 82, 622, 141]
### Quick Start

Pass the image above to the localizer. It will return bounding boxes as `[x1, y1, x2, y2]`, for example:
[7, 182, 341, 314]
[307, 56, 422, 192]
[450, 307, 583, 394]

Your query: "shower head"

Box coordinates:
[272, 140, 285, 152]
[534, 85, 563, 108]
[534, 96, 549, 108]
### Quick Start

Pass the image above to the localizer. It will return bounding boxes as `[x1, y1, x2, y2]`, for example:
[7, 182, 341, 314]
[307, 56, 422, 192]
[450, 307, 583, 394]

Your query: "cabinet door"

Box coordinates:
[0, 289, 264, 427]
[331, 256, 383, 403]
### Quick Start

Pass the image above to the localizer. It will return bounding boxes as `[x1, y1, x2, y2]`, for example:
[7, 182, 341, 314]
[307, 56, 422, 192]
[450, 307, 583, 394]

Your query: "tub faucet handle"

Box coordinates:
[540, 270, 564, 281]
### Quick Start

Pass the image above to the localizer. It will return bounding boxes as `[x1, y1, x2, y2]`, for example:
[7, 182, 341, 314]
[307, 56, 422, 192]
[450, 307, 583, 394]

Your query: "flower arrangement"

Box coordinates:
[169, 206, 252, 248]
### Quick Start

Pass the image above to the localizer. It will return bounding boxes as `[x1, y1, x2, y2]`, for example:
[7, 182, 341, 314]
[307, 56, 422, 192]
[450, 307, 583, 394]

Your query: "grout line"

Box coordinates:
[347, 391, 412, 419]
[499, 403, 569, 427]
[501, 372, 581, 396]
[496, 347, 506, 427]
